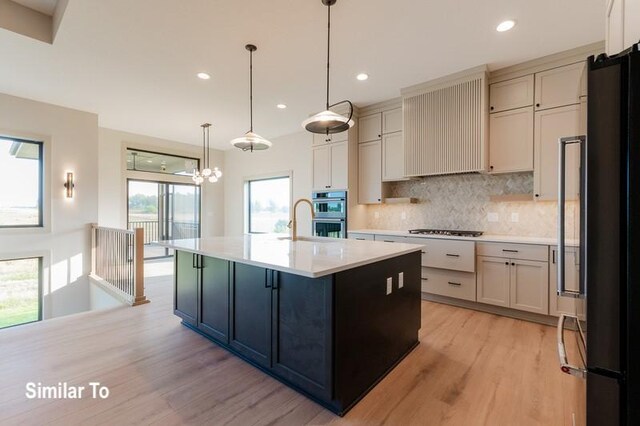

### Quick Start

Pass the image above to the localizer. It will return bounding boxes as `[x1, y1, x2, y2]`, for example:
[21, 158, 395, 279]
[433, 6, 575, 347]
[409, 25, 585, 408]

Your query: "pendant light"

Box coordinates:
[302, 0, 354, 135]
[231, 44, 272, 152]
[192, 123, 222, 185]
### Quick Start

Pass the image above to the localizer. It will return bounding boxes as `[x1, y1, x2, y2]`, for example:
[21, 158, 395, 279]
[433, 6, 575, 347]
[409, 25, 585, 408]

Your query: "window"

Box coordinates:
[0, 137, 43, 227]
[0, 257, 42, 329]
[246, 176, 291, 234]
[126, 148, 199, 176]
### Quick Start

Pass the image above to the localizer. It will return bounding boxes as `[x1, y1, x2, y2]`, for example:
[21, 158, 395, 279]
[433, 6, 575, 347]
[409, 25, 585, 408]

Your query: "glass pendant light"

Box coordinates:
[192, 123, 222, 185]
[302, 0, 354, 135]
[231, 44, 272, 152]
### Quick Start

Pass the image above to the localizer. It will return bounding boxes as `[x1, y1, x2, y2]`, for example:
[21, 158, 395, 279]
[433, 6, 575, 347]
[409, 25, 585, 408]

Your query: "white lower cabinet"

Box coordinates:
[476, 256, 511, 307]
[477, 249, 549, 315]
[348, 233, 375, 241]
[421, 267, 476, 302]
[509, 259, 549, 315]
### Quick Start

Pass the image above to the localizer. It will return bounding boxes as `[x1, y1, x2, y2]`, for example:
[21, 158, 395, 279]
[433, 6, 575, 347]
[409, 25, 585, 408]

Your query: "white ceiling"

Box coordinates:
[11, 0, 58, 16]
[0, 0, 604, 149]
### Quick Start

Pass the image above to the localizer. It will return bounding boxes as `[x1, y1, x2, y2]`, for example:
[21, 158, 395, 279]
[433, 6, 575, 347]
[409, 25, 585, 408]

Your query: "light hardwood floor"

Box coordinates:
[0, 259, 585, 426]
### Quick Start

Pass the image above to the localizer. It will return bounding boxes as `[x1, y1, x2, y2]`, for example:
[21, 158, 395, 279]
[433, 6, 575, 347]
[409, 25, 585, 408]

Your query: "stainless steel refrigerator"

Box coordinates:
[556, 42, 640, 425]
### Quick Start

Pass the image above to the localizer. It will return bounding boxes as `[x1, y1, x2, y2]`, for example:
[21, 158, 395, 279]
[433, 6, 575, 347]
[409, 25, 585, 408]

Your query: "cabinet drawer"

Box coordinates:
[349, 233, 374, 241]
[477, 242, 548, 262]
[422, 239, 475, 272]
[373, 234, 407, 243]
[421, 267, 476, 301]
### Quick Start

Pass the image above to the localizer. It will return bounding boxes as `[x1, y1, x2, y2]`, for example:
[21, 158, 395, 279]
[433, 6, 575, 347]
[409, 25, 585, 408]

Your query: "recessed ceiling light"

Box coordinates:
[356, 73, 369, 81]
[496, 20, 516, 32]
[146, 160, 153, 163]
[197, 72, 211, 80]
[276, 104, 287, 109]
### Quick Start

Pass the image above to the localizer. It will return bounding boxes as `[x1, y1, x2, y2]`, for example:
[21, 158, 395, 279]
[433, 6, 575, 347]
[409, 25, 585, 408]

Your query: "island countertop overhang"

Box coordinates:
[153, 235, 423, 278]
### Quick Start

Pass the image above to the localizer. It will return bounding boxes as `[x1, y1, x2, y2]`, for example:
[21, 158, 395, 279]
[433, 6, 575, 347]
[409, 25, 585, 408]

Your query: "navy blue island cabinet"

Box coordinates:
[173, 249, 421, 416]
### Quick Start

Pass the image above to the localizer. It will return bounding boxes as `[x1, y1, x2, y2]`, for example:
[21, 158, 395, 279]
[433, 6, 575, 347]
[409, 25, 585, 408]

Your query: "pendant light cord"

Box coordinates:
[326, 3, 331, 110]
[202, 125, 206, 171]
[249, 48, 254, 133]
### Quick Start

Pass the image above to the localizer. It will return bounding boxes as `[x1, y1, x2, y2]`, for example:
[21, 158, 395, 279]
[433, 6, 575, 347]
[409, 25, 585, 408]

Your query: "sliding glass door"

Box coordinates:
[128, 180, 200, 259]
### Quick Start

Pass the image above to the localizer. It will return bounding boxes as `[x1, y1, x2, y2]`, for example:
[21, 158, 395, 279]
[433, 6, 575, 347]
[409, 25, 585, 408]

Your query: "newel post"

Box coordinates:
[132, 227, 150, 306]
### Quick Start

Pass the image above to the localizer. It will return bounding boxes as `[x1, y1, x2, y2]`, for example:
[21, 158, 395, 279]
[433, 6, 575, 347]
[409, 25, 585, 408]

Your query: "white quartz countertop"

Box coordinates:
[348, 229, 579, 247]
[153, 235, 423, 278]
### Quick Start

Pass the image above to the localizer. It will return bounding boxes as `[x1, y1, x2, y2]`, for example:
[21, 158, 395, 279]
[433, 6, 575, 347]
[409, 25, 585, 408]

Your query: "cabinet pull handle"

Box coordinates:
[446, 253, 460, 257]
[511, 263, 515, 266]
[502, 249, 519, 253]
[265, 270, 272, 288]
[552, 249, 556, 264]
[448, 281, 461, 286]
[505, 262, 509, 265]
[383, 240, 395, 243]
[356, 238, 365, 241]
[272, 271, 279, 290]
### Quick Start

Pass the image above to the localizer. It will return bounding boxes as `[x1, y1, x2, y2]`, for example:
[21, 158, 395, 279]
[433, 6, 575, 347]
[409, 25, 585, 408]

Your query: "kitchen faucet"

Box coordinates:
[288, 199, 315, 241]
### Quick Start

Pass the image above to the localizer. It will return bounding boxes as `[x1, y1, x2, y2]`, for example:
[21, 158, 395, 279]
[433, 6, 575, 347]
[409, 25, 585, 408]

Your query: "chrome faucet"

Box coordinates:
[288, 198, 315, 241]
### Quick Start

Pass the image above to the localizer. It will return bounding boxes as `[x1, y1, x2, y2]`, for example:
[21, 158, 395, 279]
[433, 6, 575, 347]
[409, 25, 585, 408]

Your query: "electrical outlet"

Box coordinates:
[487, 212, 499, 222]
[511, 212, 519, 222]
[401, 211, 407, 220]
[398, 272, 404, 288]
[386, 277, 393, 295]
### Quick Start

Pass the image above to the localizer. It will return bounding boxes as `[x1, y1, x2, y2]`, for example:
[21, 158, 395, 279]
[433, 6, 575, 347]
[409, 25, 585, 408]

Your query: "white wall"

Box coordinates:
[0, 92, 99, 319]
[98, 128, 225, 237]
[606, 0, 640, 54]
[224, 131, 313, 236]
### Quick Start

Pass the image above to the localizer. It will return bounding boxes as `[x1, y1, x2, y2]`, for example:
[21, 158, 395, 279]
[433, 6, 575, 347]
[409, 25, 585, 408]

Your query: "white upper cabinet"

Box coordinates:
[330, 142, 348, 190]
[312, 142, 348, 190]
[534, 62, 586, 111]
[312, 130, 348, 146]
[488, 107, 534, 173]
[489, 75, 534, 113]
[359, 114, 382, 143]
[358, 140, 382, 204]
[534, 104, 581, 201]
[312, 145, 331, 190]
[382, 132, 405, 181]
[606, 0, 640, 55]
[382, 108, 403, 134]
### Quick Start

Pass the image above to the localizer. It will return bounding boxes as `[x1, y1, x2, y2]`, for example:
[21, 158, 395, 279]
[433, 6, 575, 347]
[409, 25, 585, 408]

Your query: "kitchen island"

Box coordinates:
[154, 235, 422, 416]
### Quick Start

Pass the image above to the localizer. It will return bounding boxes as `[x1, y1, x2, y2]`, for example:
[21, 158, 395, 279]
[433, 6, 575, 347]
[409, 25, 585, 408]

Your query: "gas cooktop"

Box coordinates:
[408, 229, 483, 237]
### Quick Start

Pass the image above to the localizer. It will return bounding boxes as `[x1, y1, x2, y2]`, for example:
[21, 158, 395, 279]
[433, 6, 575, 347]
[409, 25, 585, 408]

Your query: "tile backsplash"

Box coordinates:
[367, 172, 579, 239]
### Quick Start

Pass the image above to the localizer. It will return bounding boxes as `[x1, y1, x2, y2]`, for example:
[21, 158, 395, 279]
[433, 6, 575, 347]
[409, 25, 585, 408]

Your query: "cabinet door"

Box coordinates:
[331, 130, 349, 144]
[476, 256, 510, 307]
[382, 108, 403, 134]
[534, 104, 581, 200]
[358, 141, 382, 204]
[229, 263, 272, 368]
[382, 132, 405, 181]
[510, 259, 549, 315]
[489, 107, 534, 173]
[535, 62, 586, 110]
[330, 142, 348, 190]
[175, 251, 198, 326]
[359, 113, 382, 143]
[312, 145, 331, 190]
[271, 272, 333, 400]
[199, 256, 229, 343]
[489, 75, 534, 113]
[549, 247, 585, 319]
[313, 133, 332, 146]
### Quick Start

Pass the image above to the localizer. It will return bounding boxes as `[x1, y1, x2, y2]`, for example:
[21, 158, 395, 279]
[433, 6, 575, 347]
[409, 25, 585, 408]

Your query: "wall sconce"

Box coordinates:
[64, 172, 74, 198]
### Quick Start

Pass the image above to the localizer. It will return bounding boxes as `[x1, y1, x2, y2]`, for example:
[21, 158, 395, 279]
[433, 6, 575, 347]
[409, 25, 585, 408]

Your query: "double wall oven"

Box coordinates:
[312, 191, 347, 238]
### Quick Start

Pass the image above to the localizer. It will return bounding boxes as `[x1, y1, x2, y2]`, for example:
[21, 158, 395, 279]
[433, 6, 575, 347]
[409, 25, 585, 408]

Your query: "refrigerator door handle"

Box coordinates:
[557, 135, 586, 298]
[556, 314, 587, 379]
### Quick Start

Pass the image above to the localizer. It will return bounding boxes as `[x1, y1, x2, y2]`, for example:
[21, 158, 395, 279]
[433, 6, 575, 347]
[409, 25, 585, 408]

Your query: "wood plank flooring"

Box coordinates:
[0, 260, 585, 425]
